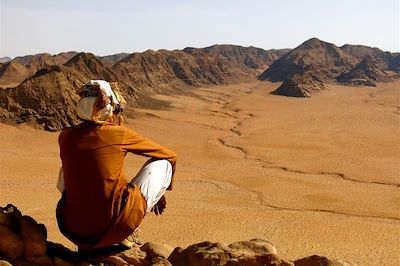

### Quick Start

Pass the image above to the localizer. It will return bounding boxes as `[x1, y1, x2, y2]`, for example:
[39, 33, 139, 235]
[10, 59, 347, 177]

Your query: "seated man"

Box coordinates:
[56, 80, 177, 251]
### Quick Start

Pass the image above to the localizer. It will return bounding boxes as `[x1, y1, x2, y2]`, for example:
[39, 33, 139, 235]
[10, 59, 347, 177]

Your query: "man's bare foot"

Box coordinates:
[120, 227, 144, 248]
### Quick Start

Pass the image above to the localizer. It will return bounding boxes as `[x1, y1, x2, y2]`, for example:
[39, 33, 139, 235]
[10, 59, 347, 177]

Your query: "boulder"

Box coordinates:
[294, 255, 358, 266]
[168, 239, 293, 266]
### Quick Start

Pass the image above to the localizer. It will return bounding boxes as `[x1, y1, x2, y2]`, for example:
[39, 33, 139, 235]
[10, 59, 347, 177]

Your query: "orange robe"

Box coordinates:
[56, 121, 177, 250]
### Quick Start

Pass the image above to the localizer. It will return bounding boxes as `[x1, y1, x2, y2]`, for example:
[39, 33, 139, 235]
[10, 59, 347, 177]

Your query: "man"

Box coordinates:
[56, 80, 176, 251]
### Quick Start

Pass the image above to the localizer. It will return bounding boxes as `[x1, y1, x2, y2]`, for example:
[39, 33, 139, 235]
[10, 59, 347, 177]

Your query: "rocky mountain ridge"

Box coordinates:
[0, 40, 398, 129]
[0, 45, 289, 130]
[0, 52, 78, 87]
[0, 57, 11, 63]
[259, 38, 399, 97]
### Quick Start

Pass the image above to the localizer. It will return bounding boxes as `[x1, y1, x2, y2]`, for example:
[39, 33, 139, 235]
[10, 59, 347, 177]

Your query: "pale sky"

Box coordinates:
[0, 0, 399, 58]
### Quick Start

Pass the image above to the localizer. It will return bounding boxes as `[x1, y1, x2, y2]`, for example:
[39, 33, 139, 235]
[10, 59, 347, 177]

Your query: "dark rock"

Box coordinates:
[0, 225, 25, 260]
[294, 255, 357, 266]
[20, 215, 47, 257]
[337, 58, 391, 86]
[272, 74, 324, 97]
[168, 239, 293, 266]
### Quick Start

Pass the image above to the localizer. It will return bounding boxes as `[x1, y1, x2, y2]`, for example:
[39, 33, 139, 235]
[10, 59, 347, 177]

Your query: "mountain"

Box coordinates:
[0, 45, 288, 130]
[0, 53, 136, 131]
[0, 57, 11, 63]
[64, 52, 121, 82]
[340, 44, 399, 72]
[100, 53, 130, 66]
[1, 41, 399, 129]
[202, 45, 290, 71]
[0, 61, 30, 87]
[260, 38, 399, 97]
[259, 38, 354, 82]
[0, 65, 81, 130]
[337, 57, 392, 86]
[0, 52, 78, 87]
[113, 45, 289, 93]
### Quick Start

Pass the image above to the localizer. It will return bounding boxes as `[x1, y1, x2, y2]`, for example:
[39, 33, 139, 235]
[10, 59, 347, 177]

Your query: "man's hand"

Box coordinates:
[151, 195, 166, 215]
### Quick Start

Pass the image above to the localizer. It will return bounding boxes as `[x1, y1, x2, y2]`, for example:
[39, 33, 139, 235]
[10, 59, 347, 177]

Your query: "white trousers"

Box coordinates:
[131, 159, 172, 212]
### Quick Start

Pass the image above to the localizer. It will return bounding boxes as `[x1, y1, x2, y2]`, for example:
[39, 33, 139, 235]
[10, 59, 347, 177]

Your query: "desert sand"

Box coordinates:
[0, 80, 399, 265]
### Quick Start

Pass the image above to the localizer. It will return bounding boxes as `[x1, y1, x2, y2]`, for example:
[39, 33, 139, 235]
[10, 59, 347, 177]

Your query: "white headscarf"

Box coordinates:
[76, 80, 121, 122]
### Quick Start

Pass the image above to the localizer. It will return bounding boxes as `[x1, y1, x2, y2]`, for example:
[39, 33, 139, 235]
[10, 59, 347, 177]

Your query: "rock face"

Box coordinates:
[0, 204, 357, 266]
[337, 58, 392, 86]
[272, 74, 324, 98]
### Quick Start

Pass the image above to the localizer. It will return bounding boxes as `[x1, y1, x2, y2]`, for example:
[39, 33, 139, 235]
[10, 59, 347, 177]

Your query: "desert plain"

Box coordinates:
[0, 80, 399, 266]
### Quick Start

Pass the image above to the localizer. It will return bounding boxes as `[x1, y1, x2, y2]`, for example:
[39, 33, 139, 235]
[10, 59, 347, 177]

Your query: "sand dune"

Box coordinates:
[0, 81, 399, 265]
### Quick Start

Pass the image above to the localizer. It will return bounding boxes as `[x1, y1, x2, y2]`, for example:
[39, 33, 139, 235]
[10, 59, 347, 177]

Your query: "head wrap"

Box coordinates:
[76, 80, 124, 123]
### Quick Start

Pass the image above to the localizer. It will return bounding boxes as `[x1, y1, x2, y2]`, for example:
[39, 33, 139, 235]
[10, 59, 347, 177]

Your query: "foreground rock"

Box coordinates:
[0, 204, 357, 265]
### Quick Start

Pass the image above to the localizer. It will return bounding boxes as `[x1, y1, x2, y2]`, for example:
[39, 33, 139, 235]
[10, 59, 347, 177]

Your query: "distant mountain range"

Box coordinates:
[259, 38, 399, 97]
[0, 57, 11, 64]
[0, 39, 398, 130]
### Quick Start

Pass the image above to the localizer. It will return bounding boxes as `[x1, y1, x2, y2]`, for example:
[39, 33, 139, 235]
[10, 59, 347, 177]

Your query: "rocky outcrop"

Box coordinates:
[0, 204, 357, 266]
[294, 255, 357, 266]
[337, 58, 392, 86]
[168, 239, 292, 266]
[272, 74, 324, 98]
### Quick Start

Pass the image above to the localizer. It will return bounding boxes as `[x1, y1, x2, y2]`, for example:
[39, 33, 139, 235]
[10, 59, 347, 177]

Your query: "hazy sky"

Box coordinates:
[1, 0, 399, 58]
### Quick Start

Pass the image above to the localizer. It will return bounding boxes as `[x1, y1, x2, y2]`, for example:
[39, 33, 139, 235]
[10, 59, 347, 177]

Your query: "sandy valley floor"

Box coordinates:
[0, 81, 399, 265]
